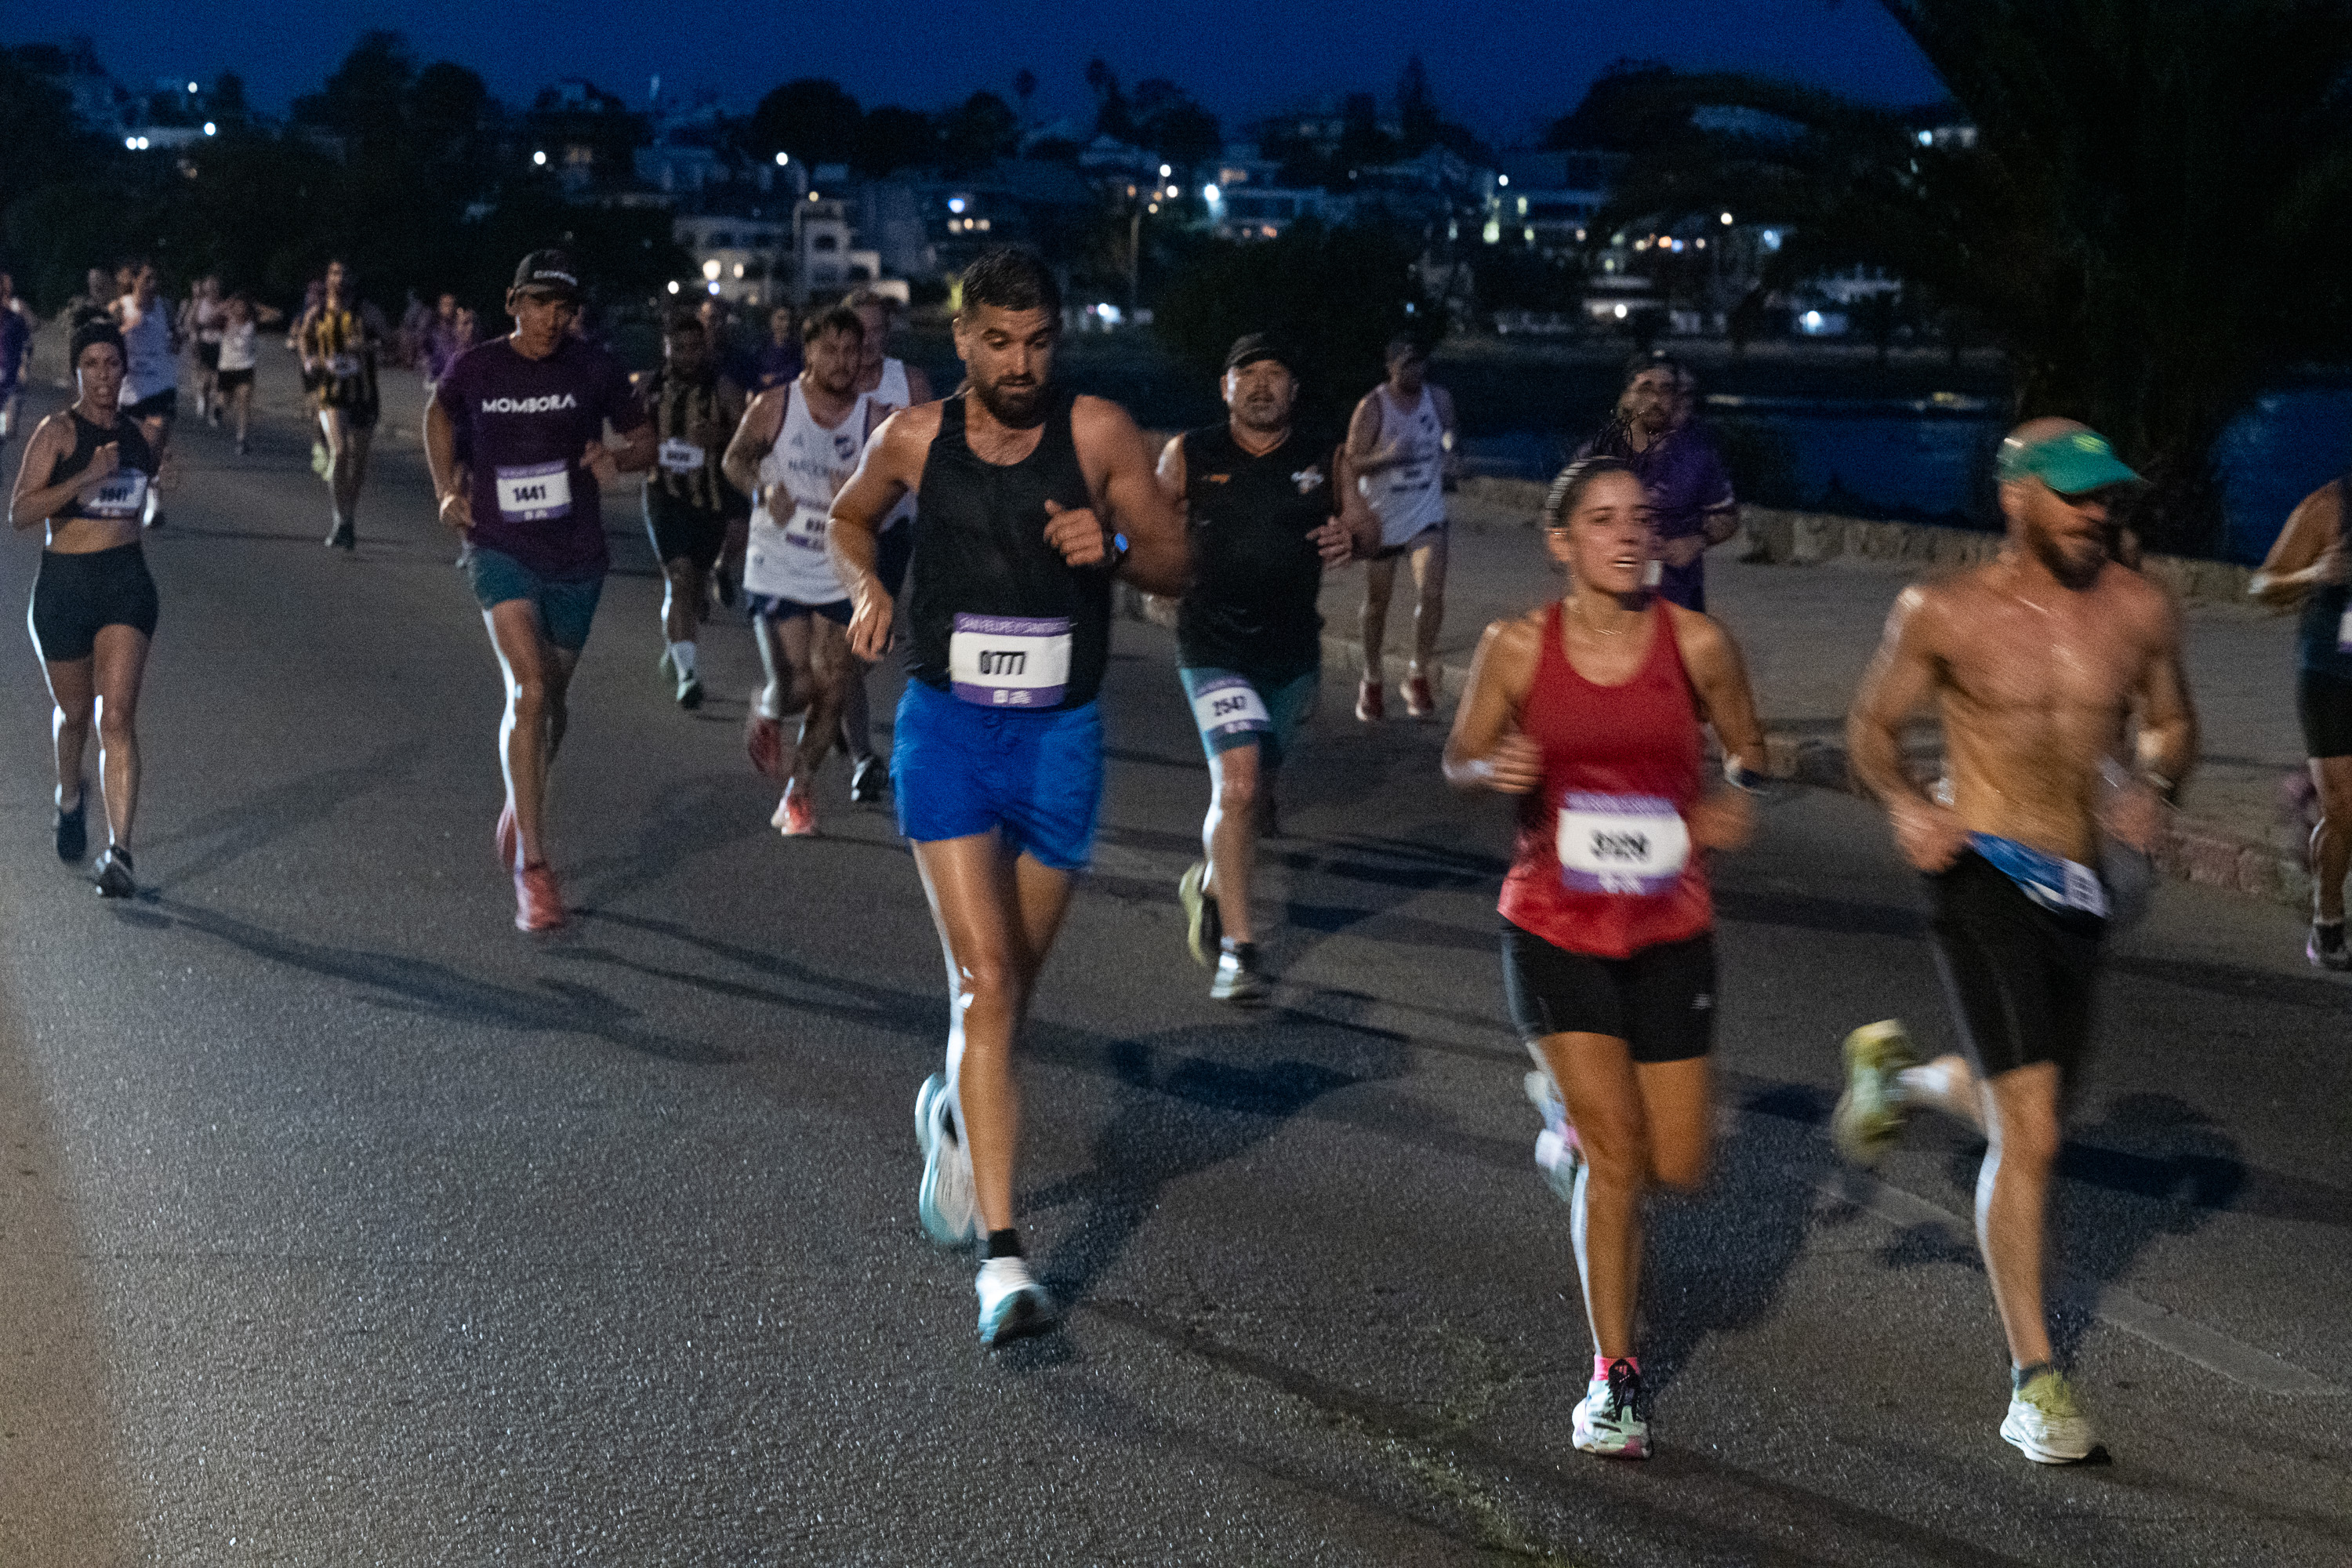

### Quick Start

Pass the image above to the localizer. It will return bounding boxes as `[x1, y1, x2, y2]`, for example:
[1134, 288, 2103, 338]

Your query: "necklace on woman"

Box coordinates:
[1570, 596, 1635, 637]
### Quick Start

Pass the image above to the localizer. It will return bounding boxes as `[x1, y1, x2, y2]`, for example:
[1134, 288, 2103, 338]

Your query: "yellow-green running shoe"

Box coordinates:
[1832, 1019, 1918, 1167]
[2002, 1369, 2098, 1463]
[1178, 860, 1219, 968]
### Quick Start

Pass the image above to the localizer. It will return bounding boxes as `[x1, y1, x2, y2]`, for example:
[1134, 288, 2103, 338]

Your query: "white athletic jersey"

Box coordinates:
[1359, 383, 1446, 546]
[191, 295, 227, 345]
[118, 296, 180, 402]
[217, 320, 258, 372]
[744, 380, 869, 606]
[869, 358, 916, 532]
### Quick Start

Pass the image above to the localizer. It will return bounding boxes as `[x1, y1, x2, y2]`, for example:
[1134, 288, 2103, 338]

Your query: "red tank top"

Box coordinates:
[1498, 601, 1711, 958]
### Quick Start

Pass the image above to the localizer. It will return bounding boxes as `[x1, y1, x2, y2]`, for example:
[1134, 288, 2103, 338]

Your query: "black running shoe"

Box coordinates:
[325, 521, 356, 551]
[93, 847, 135, 899]
[849, 754, 887, 803]
[2309, 920, 2350, 971]
[1210, 942, 1271, 1006]
[54, 793, 85, 864]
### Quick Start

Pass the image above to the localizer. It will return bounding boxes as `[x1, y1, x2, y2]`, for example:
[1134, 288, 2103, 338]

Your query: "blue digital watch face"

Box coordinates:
[1113, 532, 1130, 554]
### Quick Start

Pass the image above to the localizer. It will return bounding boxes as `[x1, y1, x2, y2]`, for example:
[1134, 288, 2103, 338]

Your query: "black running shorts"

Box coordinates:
[29, 543, 159, 662]
[1927, 849, 2104, 1083]
[1501, 921, 1716, 1064]
[2297, 667, 2352, 759]
[644, 488, 730, 572]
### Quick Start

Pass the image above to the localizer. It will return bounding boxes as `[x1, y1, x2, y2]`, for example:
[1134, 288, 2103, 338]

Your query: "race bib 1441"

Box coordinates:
[1557, 791, 1690, 895]
[495, 462, 572, 522]
[949, 614, 1073, 708]
[82, 469, 149, 520]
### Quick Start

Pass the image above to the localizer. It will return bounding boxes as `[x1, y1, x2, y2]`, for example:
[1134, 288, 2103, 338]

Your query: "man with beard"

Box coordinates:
[1578, 354, 1737, 612]
[637, 314, 746, 710]
[1161, 334, 1362, 1003]
[722, 307, 876, 835]
[825, 247, 1188, 1345]
[1837, 419, 2196, 1465]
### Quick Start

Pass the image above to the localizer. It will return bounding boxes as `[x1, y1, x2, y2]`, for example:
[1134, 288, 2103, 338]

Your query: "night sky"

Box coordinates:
[62, 0, 1942, 141]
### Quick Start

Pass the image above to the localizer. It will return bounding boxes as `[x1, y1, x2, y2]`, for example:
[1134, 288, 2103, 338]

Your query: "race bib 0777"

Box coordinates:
[948, 614, 1073, 708]
[494, 462, 572, 522]
[1556, 791, 1690, 896]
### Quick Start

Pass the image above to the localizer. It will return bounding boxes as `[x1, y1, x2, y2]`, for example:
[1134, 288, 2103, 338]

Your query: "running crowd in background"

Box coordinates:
[8, 241, 2301, 1483]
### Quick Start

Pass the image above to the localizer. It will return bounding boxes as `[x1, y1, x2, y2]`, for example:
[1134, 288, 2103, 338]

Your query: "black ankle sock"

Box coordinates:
[2012, 1359, 2054, 1392]
[984, 1227, 1022, 1260]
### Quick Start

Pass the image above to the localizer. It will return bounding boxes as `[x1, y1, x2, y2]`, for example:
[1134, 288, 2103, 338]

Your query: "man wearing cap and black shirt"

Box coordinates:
[426, 249, 653, 931]
[1836, 418, 2197, 1466]
[1160, 334, 1364, 1002]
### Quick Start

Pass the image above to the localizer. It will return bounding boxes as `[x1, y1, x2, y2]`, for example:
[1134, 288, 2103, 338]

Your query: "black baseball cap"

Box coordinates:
[511, 249, 583, 301]
[1224, 332, 1294, 373]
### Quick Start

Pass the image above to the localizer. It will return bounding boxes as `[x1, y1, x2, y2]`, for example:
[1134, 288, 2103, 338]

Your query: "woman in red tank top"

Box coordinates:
[1443, 457, 1767, 1460]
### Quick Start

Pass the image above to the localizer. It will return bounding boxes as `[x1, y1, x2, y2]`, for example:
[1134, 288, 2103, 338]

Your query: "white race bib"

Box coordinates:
[949, 614, 1073, 708]
[658, 438, 706, 475]
[495, 462, 572, 523]
[1556, 792, 1690, 895]
[326, 353, 362, 379]
[1189, 675, 1271, 740]
[82, 469, 150, 521]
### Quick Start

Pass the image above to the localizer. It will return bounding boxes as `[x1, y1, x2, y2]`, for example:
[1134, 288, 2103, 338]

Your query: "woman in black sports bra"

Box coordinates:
[5, 319, 164, 897]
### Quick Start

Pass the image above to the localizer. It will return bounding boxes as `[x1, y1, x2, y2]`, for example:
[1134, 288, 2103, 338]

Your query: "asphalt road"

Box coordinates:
[1, 370, 2347, 1567]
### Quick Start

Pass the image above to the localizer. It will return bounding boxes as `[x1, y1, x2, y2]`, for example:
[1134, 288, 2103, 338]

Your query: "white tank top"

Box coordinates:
[744, 381, 868, 605]
[1359, 383, 1446, 546]
[118, 297, 180, 402]
[216, 320, 259, 372]
[870, 358, 916, 532]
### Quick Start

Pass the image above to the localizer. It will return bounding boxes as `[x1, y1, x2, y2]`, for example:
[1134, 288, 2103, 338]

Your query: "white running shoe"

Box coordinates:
[1524, 1070, 1583, 1205]
[2001, 1370, 2099, 1464]
[975, 1255, 1055, 1345]
[914, 1074, 978, 1248]
[1572, 1358, 1650, 1460]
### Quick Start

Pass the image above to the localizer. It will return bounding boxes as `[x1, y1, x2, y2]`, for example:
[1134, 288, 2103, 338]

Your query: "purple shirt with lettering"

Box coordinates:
[436, 336, 646, 580]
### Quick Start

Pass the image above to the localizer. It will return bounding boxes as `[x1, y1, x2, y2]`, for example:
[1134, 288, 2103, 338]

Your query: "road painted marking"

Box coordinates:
[1820, 1173, 2347, 1397]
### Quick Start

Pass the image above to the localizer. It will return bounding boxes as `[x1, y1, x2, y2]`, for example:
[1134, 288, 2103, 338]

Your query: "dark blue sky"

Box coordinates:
[66, 0, 1943, 143]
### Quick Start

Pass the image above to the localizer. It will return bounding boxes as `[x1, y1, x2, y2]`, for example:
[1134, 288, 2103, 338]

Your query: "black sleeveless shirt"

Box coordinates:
[48, 409, 157, 524]
[2298, 477, 2352, 679]
[1175, 423, 1336, 677]
[906, 389, 1109, 710]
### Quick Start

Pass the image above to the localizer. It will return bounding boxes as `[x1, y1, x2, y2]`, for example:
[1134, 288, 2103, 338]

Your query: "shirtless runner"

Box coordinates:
[1838, 418, 2198, 1465]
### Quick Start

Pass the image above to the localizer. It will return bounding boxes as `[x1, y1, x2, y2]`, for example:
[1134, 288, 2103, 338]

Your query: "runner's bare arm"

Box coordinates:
[423, 399, 470, 531]
[1064, 396, 1187, 597]
[1345, 390, 1399, 475]
[1849, 586, 1969, 870]
[1443, 615, 1545, 793]
[2130, 597, 2200, 797]
[720, 389, 786, 503]
[1330, 439, 1377, 558]
[2250, 481, 2343, 607]
[1155, 434, 1187, 517]
[1671, 609, 1768, 773]
[9, 416, 100, 528]
[833, 404, 936, 662]
[600, 418, 655, 476]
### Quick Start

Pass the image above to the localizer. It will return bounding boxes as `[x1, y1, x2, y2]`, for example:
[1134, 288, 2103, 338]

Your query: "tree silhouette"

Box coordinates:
[1601, 4, 2352, 554]
[750, 78, 862, 165]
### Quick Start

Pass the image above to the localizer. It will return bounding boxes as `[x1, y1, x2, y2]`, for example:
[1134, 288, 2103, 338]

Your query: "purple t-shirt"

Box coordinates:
[435, 336, 646, 579]
[0, 309, 29, 390]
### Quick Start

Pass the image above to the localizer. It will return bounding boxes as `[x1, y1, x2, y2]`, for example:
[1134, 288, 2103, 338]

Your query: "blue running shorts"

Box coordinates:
[891, 677, 1105, 871]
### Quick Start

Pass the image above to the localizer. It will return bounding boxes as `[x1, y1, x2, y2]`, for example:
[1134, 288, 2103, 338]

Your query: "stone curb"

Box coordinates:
[1116, 588, 2307, 909]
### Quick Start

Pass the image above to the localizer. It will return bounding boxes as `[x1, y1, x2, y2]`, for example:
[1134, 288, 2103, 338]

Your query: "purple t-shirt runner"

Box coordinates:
[434, 336, 646, 580]
[0, 309, 30, 393]
[1578, 420, 1736, 612]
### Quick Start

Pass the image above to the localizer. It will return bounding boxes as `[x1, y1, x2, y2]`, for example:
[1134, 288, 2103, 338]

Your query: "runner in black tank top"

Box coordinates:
[905, 387, 1109, 709]
[637, 315, 745, 711]
[822, 247, 1189, 1347]
[9, 321, 167, 897]
[1160, 334, 1363, 1004]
